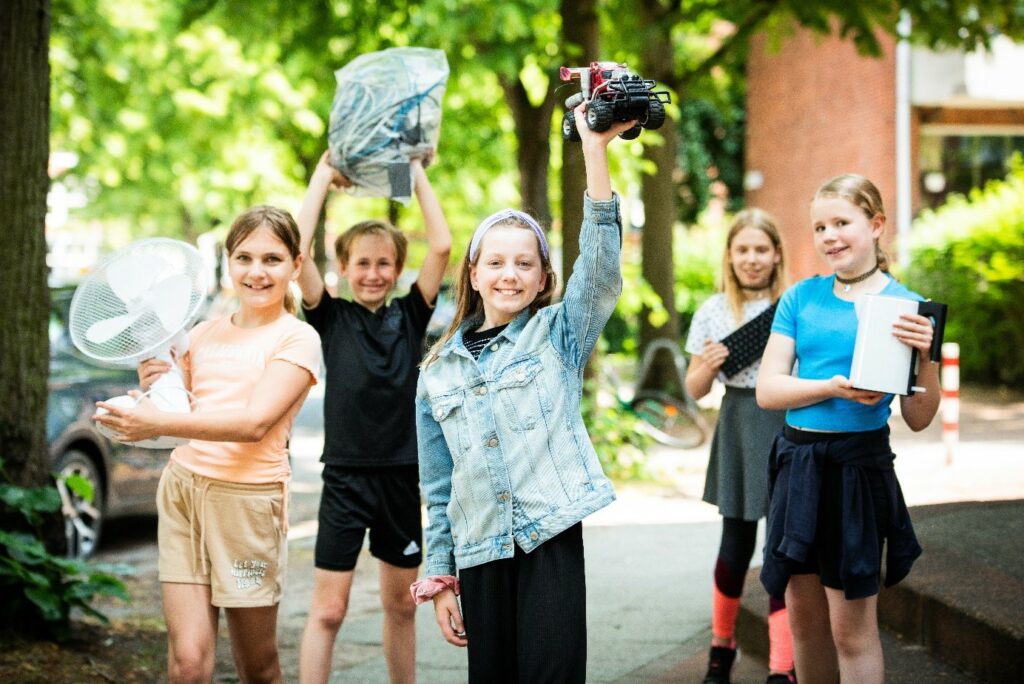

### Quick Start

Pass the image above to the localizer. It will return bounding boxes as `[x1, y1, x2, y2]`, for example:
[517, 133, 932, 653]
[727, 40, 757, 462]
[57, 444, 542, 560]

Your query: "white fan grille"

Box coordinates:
[69, 238, 208, 365]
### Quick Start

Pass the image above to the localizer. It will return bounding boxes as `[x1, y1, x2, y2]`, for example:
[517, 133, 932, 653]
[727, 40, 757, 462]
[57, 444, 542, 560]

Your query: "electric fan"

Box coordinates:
[68, 238, 208, 448]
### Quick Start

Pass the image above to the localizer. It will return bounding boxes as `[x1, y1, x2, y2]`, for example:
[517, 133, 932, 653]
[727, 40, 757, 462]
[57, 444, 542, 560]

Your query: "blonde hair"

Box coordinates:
[721, 208, 787, 325]
[813, 174, 890, 273]
[225, 205, 302, 314]
[424, 214, 557, 365]
[334, 220, 408, 270]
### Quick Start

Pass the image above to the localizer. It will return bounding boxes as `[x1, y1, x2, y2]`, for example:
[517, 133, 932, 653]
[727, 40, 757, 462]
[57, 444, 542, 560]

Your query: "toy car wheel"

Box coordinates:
[54, 448, 105, 559]
[562, 110, 581, 142]
[619, 124, 642, 140]
[644, 99, 666, 130]
[585, 101, 614, 132]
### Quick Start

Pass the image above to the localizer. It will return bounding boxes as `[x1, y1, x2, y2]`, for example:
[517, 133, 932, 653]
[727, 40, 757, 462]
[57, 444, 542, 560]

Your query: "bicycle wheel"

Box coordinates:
[631, 390, 707, 448]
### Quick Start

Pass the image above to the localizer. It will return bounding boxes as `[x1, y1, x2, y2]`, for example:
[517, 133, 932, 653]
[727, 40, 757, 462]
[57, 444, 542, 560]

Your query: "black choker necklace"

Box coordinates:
[739, 283, 772, 292]
[835, 263, 879, 292]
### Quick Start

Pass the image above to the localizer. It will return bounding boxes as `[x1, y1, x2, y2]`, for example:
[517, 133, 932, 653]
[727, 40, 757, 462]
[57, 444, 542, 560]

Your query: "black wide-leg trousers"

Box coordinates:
[459, 522, 587, 684]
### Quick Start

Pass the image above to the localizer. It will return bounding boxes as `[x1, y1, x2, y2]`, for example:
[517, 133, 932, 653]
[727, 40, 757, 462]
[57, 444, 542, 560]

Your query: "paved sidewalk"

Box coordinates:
[241, 385, 1024, 682]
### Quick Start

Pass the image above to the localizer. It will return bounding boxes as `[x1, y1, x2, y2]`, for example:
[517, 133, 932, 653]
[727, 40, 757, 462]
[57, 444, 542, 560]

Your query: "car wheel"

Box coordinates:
[562, 110, 581, 142]
[54, 449, 105, 559]
[585, 101, 614, 131]
[644, 99, 666, 130]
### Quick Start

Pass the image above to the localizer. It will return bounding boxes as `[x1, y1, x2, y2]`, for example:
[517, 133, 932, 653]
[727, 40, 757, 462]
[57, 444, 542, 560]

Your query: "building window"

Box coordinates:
[919, 133, 1024, 209]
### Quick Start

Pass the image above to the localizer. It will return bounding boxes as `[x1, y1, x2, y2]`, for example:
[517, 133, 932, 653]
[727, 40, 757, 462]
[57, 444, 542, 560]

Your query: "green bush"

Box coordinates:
[583, 347, 655, 481]
[0, 458, 129, 641]
[674, 216, 724, 339]
[902, 156, 1024, 387]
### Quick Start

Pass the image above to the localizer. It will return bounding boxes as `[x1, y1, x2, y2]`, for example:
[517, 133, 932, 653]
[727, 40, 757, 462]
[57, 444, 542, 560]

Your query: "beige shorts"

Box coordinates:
[157, 461, 287, 608]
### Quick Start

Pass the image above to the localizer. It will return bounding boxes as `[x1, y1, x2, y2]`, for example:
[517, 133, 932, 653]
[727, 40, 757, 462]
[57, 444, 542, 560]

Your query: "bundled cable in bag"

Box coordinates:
[327, 47, 449, 202]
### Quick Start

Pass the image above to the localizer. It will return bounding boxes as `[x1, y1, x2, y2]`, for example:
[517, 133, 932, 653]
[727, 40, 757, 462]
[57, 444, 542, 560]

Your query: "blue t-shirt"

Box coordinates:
[771, 275, 922, 431]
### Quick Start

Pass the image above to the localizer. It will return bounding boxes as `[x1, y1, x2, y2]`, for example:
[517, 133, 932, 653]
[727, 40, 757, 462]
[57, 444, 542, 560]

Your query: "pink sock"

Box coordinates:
[768, 606, 794, 673]
[712, 584, 741, 642]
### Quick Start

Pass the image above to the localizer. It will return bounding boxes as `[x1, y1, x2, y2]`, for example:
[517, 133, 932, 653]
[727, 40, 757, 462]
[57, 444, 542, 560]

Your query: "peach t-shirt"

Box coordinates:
[170, 313, 321, 484]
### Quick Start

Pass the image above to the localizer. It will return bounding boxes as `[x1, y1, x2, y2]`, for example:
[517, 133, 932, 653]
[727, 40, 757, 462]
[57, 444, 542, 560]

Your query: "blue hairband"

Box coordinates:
[468, 209, 549, 262]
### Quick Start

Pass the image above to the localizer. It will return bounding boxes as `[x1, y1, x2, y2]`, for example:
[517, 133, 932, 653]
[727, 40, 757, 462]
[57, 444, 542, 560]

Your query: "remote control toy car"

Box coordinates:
[560, 61, 671, 141]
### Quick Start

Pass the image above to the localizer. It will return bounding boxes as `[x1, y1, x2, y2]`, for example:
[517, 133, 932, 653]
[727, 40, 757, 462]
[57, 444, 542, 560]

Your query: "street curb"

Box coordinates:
[736, 501, 1024, 682]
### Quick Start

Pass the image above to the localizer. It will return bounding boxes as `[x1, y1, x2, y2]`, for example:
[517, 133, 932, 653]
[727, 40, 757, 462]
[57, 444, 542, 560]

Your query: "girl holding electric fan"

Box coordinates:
[94, 206, 321, 684]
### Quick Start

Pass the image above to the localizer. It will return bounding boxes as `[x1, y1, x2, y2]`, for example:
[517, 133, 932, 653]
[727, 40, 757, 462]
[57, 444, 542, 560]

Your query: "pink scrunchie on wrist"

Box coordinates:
[409, 575, 460, 605]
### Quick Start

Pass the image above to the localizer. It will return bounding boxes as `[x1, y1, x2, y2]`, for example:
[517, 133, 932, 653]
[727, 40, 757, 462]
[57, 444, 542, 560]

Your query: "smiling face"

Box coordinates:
[228, 225, 303, 313]
[810, 195, 884, 276]
[469, 224, 548, 328]
[728, 226, 781, 290]
[339, 233, 401, 312]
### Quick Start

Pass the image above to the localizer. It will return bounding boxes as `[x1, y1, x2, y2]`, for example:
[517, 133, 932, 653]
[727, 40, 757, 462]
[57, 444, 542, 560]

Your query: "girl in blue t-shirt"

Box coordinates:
[756, 174, 940, 684]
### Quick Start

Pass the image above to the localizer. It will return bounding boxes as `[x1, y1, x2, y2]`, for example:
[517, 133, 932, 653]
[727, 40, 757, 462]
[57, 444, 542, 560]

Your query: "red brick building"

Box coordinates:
[744, 24, 1024, 280]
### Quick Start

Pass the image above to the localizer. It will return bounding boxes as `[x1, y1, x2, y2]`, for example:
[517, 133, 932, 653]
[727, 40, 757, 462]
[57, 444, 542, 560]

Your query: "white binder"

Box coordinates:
[850, 294, 947, 396]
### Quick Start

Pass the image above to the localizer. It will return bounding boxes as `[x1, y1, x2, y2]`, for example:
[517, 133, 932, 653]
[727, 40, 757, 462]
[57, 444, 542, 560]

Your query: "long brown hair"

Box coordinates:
[813, 174, 890, 273]
[721, 208, 787, 325]
[424, 215, 557, 365]
[225, 205, 302, 314]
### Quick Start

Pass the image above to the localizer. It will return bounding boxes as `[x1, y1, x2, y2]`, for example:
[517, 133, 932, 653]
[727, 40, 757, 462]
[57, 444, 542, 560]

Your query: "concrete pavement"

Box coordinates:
[241, 384, 1024, 682]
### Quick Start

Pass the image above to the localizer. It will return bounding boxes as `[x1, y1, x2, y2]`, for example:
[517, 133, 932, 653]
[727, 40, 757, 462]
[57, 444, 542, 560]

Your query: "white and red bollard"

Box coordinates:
[941, 342, 960, 465]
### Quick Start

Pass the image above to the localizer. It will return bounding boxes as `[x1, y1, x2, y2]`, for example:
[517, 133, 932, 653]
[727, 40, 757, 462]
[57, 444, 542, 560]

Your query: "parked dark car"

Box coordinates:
[47, 287, 171, 558]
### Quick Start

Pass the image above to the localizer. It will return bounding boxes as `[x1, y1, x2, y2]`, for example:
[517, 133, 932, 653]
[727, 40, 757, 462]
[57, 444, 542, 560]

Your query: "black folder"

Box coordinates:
[719, 303, 776, 378]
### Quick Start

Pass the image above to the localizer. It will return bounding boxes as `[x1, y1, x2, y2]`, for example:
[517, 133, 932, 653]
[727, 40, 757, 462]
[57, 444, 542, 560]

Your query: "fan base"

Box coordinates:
[95, 394, 190, 449]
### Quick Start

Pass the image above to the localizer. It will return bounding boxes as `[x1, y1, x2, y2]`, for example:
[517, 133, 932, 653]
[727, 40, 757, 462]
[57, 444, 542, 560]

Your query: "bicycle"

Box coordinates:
[598, 338, 709, 449]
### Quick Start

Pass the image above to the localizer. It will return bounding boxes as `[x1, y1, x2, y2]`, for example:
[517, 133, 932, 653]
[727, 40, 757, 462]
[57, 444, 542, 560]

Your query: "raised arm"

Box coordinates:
[296, 151, 350, 308]
[553, 105, 636, 368]
[95, 359, 314, 444]
[579, 104, 631, 201]
[411, 155, 452, 305]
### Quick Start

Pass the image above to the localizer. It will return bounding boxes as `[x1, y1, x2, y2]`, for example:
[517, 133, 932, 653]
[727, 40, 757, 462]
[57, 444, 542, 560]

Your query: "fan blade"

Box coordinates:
[144, 274, 193, 332]
[85, 311, 143, 344]
[107, 252, 165, 303]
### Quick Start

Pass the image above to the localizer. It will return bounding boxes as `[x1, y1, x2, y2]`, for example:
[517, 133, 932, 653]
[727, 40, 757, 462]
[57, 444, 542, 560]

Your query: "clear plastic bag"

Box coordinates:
[328, 47, 449, 202]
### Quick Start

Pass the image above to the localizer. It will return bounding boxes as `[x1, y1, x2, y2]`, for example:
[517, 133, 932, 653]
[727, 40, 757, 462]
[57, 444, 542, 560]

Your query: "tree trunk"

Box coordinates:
[638, 2, 682, 387]
[1, 0, 65, 600]
[559, 0, 599, 288]
[0, 0, 52, 492]
[501, 77, 557, 227]
[388, 198, 401, 230]
[313, 212, 327, 276]
[180, 203, 197, 243]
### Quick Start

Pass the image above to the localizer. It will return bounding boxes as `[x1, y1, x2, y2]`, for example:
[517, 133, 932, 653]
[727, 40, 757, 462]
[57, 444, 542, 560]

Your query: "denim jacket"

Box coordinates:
[416, 193, 622, 576]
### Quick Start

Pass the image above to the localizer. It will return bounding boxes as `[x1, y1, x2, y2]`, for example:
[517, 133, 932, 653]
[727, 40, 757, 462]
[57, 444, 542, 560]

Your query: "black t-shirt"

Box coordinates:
[303, 284, 434, 467]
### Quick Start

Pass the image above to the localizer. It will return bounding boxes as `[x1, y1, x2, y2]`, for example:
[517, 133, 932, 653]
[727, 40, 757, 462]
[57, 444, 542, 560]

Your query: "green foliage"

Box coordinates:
[602, 247, 670, 353]
[675, 215, 725, 338]
[583, 350, 654, 482]
[902, 157, 1024, 387]
[0, 459, 130, 642]
[677, 96, 746, 223]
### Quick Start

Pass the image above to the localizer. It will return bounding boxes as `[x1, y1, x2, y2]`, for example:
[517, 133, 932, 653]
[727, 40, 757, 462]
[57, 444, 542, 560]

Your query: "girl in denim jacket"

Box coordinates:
[409, 105, 634, 683]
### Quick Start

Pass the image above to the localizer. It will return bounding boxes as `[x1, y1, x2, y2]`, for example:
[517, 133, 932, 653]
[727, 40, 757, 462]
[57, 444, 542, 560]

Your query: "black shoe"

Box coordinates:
[765, 672, 796, 683]
[702, 644, 738, 683]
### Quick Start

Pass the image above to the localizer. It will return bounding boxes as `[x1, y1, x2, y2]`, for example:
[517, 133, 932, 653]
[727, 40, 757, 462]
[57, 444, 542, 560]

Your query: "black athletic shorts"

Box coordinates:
[314, 464, 423, 571]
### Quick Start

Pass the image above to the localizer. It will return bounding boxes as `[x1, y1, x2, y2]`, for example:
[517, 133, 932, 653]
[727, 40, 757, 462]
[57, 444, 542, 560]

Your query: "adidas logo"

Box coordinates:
[403, 541, 420, 556]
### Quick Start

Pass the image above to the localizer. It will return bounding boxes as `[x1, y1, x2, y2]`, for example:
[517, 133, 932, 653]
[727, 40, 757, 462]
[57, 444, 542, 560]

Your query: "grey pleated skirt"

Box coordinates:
[702, 386, 786, 521]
